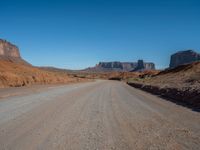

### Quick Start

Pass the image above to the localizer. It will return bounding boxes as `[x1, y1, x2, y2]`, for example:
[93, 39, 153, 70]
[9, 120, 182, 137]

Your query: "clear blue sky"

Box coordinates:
[0, 0, 200, 69]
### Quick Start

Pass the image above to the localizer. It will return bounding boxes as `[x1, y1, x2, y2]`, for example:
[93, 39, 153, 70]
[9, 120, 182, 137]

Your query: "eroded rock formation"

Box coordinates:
[0, 39, 21, 58]
[169, 50, 200, 68]
[85, 60, 155, 72]
[0, 39, 29, 65]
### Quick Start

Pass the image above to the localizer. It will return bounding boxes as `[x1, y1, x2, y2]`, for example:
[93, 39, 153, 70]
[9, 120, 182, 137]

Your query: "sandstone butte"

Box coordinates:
[0, 39, 85, 88]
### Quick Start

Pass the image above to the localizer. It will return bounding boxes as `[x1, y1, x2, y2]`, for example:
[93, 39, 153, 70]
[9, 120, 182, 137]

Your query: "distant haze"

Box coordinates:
[0, 0, 200, 69]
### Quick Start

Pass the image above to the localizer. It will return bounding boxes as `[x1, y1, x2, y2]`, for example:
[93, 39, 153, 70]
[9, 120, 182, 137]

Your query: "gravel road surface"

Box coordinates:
[0, 80, 199, 150]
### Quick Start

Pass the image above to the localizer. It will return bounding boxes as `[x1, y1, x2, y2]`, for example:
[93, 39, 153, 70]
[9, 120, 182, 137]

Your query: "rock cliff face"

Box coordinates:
[85, 60, 155, 72]
[0, 39, 21, 58]
[131, 60, 155, 72]
[0, 39, 84, 88]
[98, 62, 124, 70]
[0, 39, 29, 65]
[169, 50, 200, 68]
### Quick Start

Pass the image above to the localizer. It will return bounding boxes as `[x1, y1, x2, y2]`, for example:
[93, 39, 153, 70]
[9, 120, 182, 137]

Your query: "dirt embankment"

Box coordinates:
[127, 62, 200, 109]
[0, 60, 87, 88]
[128, 82, 200, 108]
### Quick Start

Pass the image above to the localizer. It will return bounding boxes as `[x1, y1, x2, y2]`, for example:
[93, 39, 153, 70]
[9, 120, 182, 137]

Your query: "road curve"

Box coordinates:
[0, 80, 199, 150]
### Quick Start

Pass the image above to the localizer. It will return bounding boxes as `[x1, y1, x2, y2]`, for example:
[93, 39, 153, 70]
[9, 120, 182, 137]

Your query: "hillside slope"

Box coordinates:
[149, 61, 200, 90]
[0, 60, 82, 88]
[128, 62, 200, 108]
[0, 39, 86, 88]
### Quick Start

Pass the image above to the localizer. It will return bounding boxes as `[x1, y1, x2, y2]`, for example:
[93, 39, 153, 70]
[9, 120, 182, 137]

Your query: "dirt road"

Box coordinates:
[0, 80, 199, 150]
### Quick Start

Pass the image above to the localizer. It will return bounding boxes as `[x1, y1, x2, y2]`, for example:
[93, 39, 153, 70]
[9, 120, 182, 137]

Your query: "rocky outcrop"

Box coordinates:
[136, 60, 145, 70]
[98, 62, 124, 70]
[127, 82, 200, 109]
[85, 60, 155, 72]
[169, 50, 200, 68]
[0, 39, 20, 58]
[144, 62, 156, 70]
[131, 60, 155, 72]
[127, 61, 200, 110]
[0, 39, 87, 88]
[0, 39, 29, 65]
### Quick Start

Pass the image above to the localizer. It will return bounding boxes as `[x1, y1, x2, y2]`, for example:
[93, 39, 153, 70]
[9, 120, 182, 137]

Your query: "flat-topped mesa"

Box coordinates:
[0, 39, 30, 65]
[98, 61, 124, 69]
[0, 39, 21, 58]
[97, 61, 137, 71]
[86, 60, 155, 72]
[131, 60, 155, 72]
[169, 50, 200, 68]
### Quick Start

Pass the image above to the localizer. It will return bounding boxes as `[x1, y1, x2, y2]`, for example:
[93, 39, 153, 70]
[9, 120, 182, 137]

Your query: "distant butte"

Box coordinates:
[169, 50, 200, 68]
[84, 60, 155, 72]
[0, 39, 29, 65]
